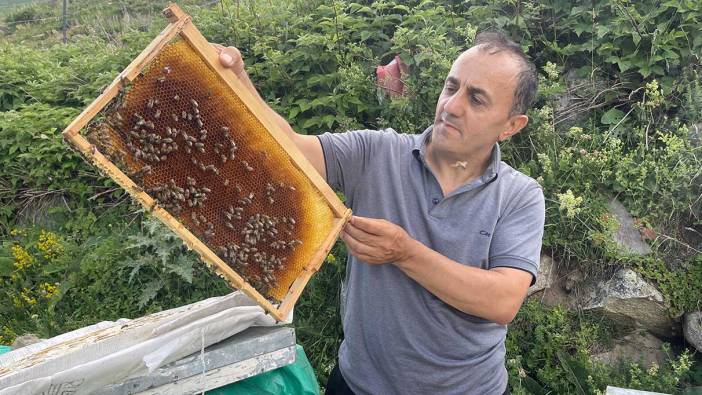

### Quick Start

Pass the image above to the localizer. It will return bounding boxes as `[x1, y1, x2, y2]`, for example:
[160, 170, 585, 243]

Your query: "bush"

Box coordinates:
[0, 0, 700, 392]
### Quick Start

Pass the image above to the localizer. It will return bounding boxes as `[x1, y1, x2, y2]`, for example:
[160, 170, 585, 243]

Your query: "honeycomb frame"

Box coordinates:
[62, 3, 351, 322]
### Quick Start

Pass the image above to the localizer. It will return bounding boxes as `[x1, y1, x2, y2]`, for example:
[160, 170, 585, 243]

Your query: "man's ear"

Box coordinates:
[498, 114, 528, 142]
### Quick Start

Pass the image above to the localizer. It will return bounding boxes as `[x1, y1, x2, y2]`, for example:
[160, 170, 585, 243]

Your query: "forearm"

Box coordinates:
[394, 239, 527, 325]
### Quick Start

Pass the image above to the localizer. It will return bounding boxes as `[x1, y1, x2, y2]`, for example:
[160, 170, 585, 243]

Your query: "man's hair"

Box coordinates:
[473, 31, 538, 116]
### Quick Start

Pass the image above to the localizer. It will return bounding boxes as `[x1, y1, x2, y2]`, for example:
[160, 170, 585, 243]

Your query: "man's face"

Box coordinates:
[432, 46, 524, 157]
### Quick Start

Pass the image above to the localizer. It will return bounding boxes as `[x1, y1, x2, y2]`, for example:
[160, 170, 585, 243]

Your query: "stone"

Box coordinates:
[607, 198, 652, 255]
[690, 123, 701, 148]
[527, 254, 556, 296]
[564, 268, 585, 293]
[683, 311, 702, 353]
[11, 333, 44, 350]
[591, 331, 667, 369]
[580, 269, 675, 338]
[605, 386, 669, 395]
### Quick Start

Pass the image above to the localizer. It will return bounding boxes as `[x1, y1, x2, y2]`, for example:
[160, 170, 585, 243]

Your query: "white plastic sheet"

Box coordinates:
[0, 291, 276, 395]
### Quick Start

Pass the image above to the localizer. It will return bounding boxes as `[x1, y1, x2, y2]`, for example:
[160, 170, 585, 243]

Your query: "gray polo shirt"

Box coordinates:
[317, 126, 545, 395]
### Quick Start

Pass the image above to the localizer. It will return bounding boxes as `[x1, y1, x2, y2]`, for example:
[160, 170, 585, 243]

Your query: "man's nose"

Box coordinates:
[443, 89, 465, 117]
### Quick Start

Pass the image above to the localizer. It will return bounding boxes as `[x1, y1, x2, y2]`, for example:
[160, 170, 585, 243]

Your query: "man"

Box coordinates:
[214, 31, 544, 395]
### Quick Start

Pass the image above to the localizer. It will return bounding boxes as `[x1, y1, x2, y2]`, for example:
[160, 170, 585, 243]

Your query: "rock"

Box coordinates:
[11, 333, 44, 349]
[564, 268, 584, 293]
[683, 311, 702, 352]
[608, 198, 652, 255]
[605, 385, 670, 395]
[527, 254, 555, 296]
[591, 331, 667, 369]
[690, 123, 701, 148]
[580, 268, 675, 338]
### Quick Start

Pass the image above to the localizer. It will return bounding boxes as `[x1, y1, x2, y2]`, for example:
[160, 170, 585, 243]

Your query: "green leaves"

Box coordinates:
[600, 108, 626, 125]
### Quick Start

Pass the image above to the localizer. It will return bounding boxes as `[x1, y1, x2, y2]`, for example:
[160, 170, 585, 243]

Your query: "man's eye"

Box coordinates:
[445, 85, 456, 93]
[471, 95, 483, 105]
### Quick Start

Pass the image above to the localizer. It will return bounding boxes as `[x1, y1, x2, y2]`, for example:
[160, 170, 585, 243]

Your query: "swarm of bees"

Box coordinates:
[89, 42, 318, 300]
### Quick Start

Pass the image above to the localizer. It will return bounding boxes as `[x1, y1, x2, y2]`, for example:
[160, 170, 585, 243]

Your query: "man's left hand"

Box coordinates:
[341, 215, 415, 265]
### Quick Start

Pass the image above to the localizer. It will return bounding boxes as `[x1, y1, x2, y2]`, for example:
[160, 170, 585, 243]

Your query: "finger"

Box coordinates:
[341, 232, 376, 263]
[215, 45, 244, 74]
[349, 215, 384, 235]
[343, 222, 376, 244]
[341, 230, 374, 258]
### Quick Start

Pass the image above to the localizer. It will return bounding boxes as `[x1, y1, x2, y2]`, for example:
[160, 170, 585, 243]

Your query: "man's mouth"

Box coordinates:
[440, 113, 461, 134]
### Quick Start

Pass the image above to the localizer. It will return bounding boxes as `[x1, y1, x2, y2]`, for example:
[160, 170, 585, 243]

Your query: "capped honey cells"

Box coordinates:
[84, 37, 336, 303]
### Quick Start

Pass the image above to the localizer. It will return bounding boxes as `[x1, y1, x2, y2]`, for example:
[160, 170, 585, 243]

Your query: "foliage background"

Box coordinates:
[0, 0, 701, 393]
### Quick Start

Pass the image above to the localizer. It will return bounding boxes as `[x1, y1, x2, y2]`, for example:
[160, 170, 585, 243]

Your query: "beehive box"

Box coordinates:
[62, 3, 351, 321]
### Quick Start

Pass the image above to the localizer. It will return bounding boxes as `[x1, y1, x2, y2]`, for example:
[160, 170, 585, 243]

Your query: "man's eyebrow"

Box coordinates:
[445, 76, 492, 104]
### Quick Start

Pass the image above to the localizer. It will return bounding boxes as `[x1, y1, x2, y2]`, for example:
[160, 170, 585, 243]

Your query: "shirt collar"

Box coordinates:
[412, 125, 501, 181]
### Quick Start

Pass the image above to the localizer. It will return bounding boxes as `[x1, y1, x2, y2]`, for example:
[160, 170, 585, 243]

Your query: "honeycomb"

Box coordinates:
[84, 37, 335, 302]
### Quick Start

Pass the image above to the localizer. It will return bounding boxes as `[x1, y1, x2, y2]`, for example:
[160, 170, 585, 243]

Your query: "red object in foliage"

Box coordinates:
[376, 55, 408, 97]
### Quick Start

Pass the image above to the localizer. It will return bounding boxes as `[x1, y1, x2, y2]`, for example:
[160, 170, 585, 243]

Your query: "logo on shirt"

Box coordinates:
[479, 230, 491, 237]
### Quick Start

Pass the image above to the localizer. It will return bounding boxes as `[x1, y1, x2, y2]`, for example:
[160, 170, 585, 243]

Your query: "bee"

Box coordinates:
[221, 126, 230, 133]
[223, 179, 230, 186]
[115, 112, 123, 122]
[181, 110, 187, 119]
[154, 109, 161, 119]
[157, 76, 166, 83]
[163, 66, 172, 74]
[241, 161, 254, 172]
[190, 99, 199, 108]
[171, 114, 179, 122]
[196, 118, 203, 128]
[147, 98, 155, 109]
[173, 95, 180, 101]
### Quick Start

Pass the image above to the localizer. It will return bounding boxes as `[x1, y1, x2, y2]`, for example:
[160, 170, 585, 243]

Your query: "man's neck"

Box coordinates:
[425, 142, 492, 196]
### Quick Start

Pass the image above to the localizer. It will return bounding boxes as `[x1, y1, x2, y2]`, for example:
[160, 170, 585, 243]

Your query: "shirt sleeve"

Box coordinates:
[316, 129, 387, 200]
[488, 181, 545, 285]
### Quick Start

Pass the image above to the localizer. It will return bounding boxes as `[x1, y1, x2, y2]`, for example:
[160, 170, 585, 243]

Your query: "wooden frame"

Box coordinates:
[62, 3, 351, 322]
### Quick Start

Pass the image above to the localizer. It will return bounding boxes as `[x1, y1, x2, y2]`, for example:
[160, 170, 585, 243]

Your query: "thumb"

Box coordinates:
[217, 46, 244, 75]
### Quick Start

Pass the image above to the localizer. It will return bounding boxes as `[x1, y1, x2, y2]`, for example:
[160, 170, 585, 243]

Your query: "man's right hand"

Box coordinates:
[210, 43, 327, 181]
[213, 43, 260, 101]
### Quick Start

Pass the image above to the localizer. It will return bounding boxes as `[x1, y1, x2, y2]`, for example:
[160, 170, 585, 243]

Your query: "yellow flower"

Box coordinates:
[20, 289, 37, 306]
[11, 245, 34, 271]
[39, 282, 60, 299]
[37, 230, 64, 261]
